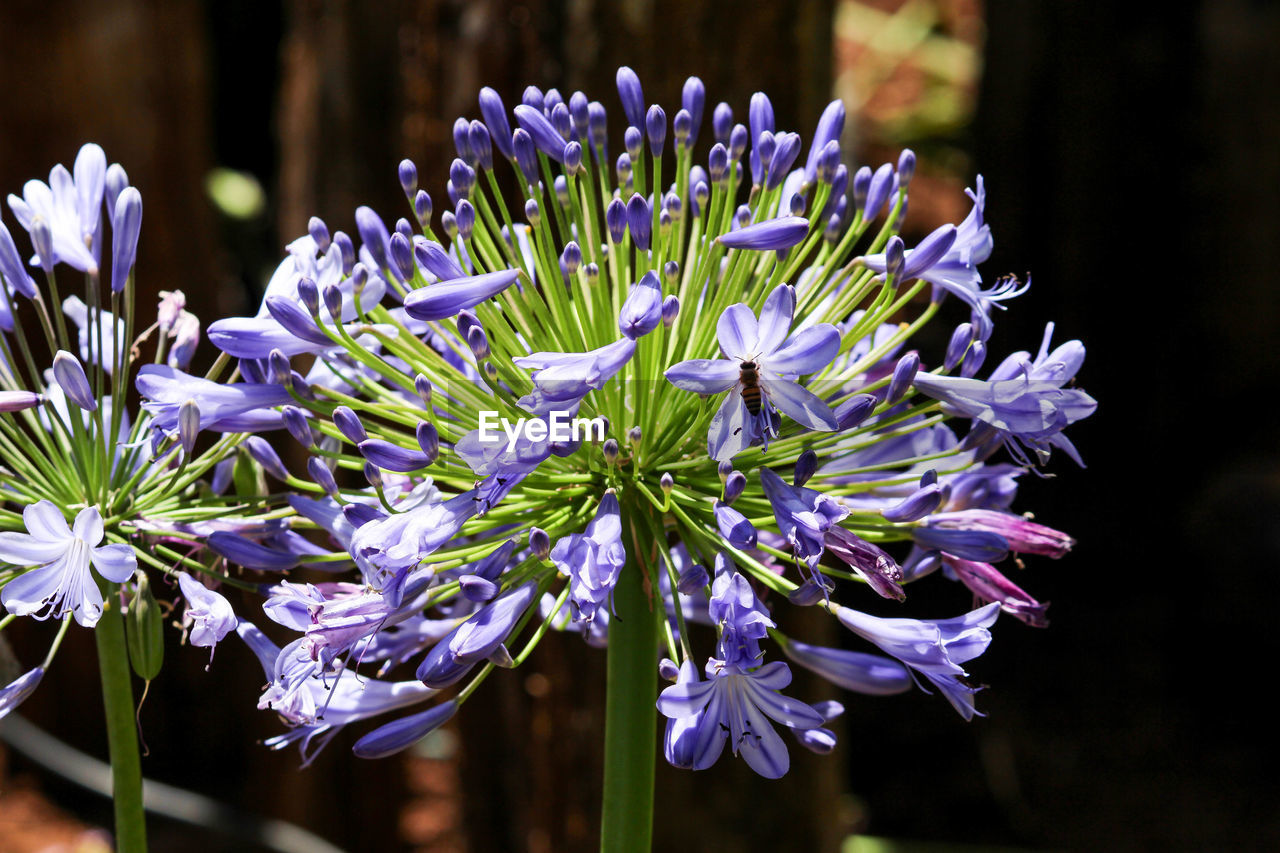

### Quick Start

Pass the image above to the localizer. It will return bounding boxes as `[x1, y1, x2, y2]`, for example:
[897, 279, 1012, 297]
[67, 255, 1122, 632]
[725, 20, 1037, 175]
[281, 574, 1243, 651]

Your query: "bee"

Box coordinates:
[739, 360, 763, 416]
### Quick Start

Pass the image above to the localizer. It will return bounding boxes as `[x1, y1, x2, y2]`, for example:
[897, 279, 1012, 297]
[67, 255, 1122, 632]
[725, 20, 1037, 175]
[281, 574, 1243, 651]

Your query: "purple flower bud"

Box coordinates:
[569, 91, 590, 138]
[479, 87, 514, 160]
[245, 435, 289, 481]
[306, 457, 338, 496]
[450, 159, 476, 201]
[882, 483, 944, 523]
[333, 230, 355, 275]
[753, 130, 776, 186]
[659, 294, 681, 329]
[588, 101, 609, 156]
[886, 352, 920, 404]
[713, 102, 734, 146]
[441, 211, 456, 240]
[543, 87, 563, 113]
[602, 438, 620, 465]
[814, 141, 840, 186]
[414, 374, 433, 410]
[945, 323, 975, 372]
[267, 348, 293, 386]
[897, 148, 916, 186]
[31, 219, 55, 274]
[105, 163, 129, 215]
[928, 510, 1074, 559]
[717, 215, 809, 251]
[456, 200, 476, 242]
[554, 175, 570, 209]
[352, 700, 459, 760]
[676, 561, 709, 595]
[398, 159, 418, 198]
[735, 205, 751, 230]
[794, 450, 818, 487]
[0, 222, 37, 298]
[512, 128, 537, 178]
[660, 472, 674, 494]
[626, 194, 652, 251]
[522, 84, 544, 112]
[550, 102, 572, 141]
[864, 163, 896, 220]
[619, 270, 662, 340]
[615, 152, 633, 188]
[622, 128, 642, 165]
[343, 502, 381, 529]
[178, 399, 200, 455]
[943, 554, 1049, 627]
[723, 471, 746, 504]
[682, 77, 705, 146]
[834, 394, 877, 431]
[354, 206, 392, 273]
[900, 225, 957, 280]
[749, 92, 775, 145]
[359, 438, 431, 472]
[0, 667, 45, 720]
[514, 105, 567, 163]
[450, 117, 474, 166]
[362, 461, 383, 491]
[646, 105, 666, 157]
[530, 527, 551, 560]
[109, 187, 142, 293]
[304, 218, 329, 255]
[766, 132, 801, 190]
[402, 269, 520, 321]
[605, 198, 627, 244]
[208, 531, 300, 571]
[466, 324, 489, 359]
[714, 500, 757, 549]
[805, 100, 846, 184]
[658, 658, 680, 682]
[911, 526, 1009, 563]
[673, 109, 693, 146]
[0, 391, 43, 413]
[960, 340, 988, 378]
[718, 460, 734, 483]
[211, 458, 233, 495]
[616, 66, 645, 129]
[851, 167, 872, 213]
[320, 283, 343, 323]
[53, 351, 96, 411]
[883, 236, 905, 281]
[729, 124, 748, 163]
[562, 241, 582, 275]
[456, 309, 481, 343]
[331, 405, 367, 444]
[460, 574, 499, 603]
[704, 145, 730, 187]
[563, 141, 583, 174]
[296, 276, 320, 316]
[789, 193, 807, 217]
[416, 422, 440, 463]
[413, 240, 465, 283]
[282, 405, 313, 447]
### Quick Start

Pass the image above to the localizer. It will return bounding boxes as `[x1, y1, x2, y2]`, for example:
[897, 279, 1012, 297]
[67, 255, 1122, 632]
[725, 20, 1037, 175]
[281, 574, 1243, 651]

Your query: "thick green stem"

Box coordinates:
[600, 514, 659, 852]
[95, 581, 148, 852]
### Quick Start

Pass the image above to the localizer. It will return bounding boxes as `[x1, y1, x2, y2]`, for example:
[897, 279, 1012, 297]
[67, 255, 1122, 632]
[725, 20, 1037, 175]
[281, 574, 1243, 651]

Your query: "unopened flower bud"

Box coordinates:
[416, 422, 440, 464]
[723, 471, 746, 504]
[53, 351, 96, 411]
[795, 450, 818, 486]
[529, 527, 551, 560]
[886, 352, 920, 404]
[282, 405, 313, 448]
[398, 159, 418, 198]
[178, 399, 200, 455]
[332, 405, 367, 444]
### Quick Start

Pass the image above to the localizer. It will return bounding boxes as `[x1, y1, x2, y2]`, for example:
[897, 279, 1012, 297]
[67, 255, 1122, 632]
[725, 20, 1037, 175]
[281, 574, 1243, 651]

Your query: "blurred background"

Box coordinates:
[1, 0, 1277, 850]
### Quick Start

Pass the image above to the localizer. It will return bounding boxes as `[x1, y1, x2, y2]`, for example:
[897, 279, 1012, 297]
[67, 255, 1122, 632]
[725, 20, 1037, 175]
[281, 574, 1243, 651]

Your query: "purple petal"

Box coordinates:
[90, 544, 137, 583]
[664, 359, 739, 394]
[766, 324, 839, 375]
[352, 700, 456, 759]
[716, 216, 809, 251]
[763, 378, 838, 430]
[716, 304, 758, 359]
[402, 269, 520, 321]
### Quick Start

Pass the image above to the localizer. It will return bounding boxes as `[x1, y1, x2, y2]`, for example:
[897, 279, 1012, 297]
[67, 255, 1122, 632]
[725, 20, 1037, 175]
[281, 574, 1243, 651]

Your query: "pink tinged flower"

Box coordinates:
[942, 555, 1049, 628]
[176, 572, 237, 656]
[665, 284, 840, 462]
[925, 509, 1074, 558]
[657, 659, 825, 779]
[0, 501, 137, 628]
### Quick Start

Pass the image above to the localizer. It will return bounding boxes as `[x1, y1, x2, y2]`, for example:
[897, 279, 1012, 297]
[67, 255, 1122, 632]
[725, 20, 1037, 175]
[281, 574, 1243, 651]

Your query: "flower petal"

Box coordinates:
[663, 359, 739, 394]
[72, 506, 104, 547]
[0, 533, 65, 565]
[23, 500, 70, 542]
[90, 543, 138, 583]
[763, 378, 837, 430]
[716, 303, 758, 359]
[766, 324, 840, 375]
[707, 389, 753, 462]
[754, 285, 796, 355]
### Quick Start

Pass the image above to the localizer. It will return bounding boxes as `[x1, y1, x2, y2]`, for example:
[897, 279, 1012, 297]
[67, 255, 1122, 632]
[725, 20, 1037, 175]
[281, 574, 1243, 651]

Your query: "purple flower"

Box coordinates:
[0, 667, 45, 720]
[778, 636, 912, 695]
[708, 556, 774, 668]
[759, 468, 848, 565]
[136, 365, 290, 438]
[913, 329, 1096, 466]
[514, 337, 636, 407]
[657, 658, 824, 778]
[416, 582, 538, 687]
[713, 501, 757, 549]
[835, 602, 1000, 720]
[110, 187, 142, 292]
[823, 525, 905, 601]
[349, 492, 478, 593]
[402, 269, 520, 321]
[550, 492, 626, 625]
[942, 555, 1049, 627]
[924, 509, 1074, 558]
[177, 572, 237, 657]
[353, 700, 458, 758]
[666, 284, 840, 461]
[237, 621, 435, 766]
[618, 271, 662, 339]
[0, 220, 37, 298]
[0, 501, 136, 627]
[6, 143, 107, 273]
[716, 216, 809, 251]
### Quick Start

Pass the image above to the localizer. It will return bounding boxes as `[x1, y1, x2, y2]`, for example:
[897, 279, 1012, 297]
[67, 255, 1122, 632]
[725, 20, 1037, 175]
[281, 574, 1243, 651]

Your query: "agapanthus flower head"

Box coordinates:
[190, 67, 1093, 778]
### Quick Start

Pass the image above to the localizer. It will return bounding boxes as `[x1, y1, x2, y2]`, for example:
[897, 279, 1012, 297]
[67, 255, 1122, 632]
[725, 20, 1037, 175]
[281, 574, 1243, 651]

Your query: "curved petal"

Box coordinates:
[0, 566, 62, 616]
[716, 304, 758, 359]
[656, 677, 718, 718]
[664, 359, 739, 394]
[736, 701, 790, 778]
[72, 506, 104, 547]
[755, 285, 796, 355]
[707, 389, 753, 462]
[90, 544, 138, 583]
[763, 378, 838, 430]
[0, 533, 66, 565]
[23, 501, 70, 542]
[745, 679, 825, 729]
[766, 324, 840, 376]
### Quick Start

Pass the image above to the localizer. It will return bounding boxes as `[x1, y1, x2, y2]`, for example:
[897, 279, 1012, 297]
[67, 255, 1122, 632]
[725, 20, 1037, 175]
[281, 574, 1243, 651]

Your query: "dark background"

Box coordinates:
[1, 1, 1277, 850]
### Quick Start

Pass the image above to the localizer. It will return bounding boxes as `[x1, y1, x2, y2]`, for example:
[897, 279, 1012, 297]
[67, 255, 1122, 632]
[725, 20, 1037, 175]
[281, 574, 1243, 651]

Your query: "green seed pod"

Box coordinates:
[125, 570, 164, 682]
